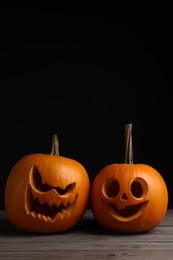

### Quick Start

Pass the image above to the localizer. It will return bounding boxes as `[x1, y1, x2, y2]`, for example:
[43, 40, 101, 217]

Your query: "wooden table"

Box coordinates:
[0, 209, 173, 259]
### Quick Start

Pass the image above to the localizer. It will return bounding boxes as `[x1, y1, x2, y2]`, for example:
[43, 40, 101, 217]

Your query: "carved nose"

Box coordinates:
[121, 192, 128, 200]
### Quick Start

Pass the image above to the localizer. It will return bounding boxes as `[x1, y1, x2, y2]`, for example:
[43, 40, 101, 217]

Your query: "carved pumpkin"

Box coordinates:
[91, 124, 168, 233]
[5, 134, 90, 233]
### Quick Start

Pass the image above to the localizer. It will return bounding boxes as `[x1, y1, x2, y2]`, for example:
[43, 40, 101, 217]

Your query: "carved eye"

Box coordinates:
[32, 167, 76, 195]
[103, 178, 120, 198]
[131, 178, 148, 198]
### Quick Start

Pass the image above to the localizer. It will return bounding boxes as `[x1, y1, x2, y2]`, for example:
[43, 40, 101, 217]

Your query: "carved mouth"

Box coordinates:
[26, 186, 78, 222]
[103, 200, 149, 221]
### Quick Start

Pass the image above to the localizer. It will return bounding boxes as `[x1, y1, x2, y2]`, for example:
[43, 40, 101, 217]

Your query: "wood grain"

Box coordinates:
[0, 209, 173, 259]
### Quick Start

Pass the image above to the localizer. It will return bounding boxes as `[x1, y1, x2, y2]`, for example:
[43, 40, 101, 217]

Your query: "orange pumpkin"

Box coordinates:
[5, 134, 90, 233]
[91, 124, 168, 233]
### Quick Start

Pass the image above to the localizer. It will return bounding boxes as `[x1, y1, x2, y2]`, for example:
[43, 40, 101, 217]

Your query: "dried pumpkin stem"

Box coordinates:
[50, 134, 60, 156]
[124, 123, 133, 164]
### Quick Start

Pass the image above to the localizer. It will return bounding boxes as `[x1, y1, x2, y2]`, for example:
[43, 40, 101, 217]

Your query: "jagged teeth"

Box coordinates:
[36, 213, 42, 219]
[42, 215, 47, 222]
[62, 198, 69, 207]
[27, 187, 78, 222]
[31, 189, 64, 207]
[32, 192, 75, 208]
[37, 196, 60, 207]
[62, 209, 70, 218]
[53, 209, 69, 221]
[56, 212, 63, 220]
[37, 196, 46, 205]
[30, 211, 35, 218]
[47, 216, 53, 222]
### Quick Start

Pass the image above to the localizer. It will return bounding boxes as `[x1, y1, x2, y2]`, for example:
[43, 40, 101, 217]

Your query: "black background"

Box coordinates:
[0, 6, 172, 209]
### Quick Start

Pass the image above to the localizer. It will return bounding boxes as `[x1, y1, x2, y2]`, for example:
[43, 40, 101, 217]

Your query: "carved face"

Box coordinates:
[5, 154, 90, 233]
[91, 163, 168, 233]
[102, 176, 149, 221]
[26, 165, 78, 222]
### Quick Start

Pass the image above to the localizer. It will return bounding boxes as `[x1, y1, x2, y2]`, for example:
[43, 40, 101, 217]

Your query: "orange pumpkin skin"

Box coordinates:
[91, 163, 168, 233]
[5, 154, 90, 233]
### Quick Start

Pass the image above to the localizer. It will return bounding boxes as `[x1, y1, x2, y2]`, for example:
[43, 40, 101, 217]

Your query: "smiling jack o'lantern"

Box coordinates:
[5, 134, 90, 233]
[91, 124, 168, 233]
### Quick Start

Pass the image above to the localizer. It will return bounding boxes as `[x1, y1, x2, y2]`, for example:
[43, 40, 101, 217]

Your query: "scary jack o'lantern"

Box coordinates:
[91, 124, 168, 233]
[5, 134, 90, 233]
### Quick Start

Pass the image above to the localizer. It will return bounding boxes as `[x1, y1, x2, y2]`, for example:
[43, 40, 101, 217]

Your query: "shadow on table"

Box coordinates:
[0, 213, 152, 237]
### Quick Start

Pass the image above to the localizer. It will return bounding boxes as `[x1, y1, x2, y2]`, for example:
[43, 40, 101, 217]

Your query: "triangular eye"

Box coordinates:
[55, 183, 76, 196]
[31, 166, 76, 195]
[32, 166, 52, 192]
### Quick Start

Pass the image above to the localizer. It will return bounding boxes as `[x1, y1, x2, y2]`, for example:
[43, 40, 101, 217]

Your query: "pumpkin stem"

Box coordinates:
[124, 123, 133, 164]
[50, 134, 60, 156]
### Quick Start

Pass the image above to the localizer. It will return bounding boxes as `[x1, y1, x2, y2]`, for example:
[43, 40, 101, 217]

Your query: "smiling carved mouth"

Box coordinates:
[103, 200, 149, 221]
[26, 186, 78, 222]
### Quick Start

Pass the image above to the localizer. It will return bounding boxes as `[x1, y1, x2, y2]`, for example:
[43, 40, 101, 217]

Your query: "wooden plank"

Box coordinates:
[1, 212, 173, 242]
[0, 251, 173, 260]
[0, 241, 173, 251]
[1, 228, 173, 243]
[1, 209, 173, 259]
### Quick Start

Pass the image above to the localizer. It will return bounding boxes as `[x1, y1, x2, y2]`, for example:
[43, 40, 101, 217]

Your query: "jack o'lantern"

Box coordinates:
[91, 124, 168, 233]
[5, 134, 90, 233]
